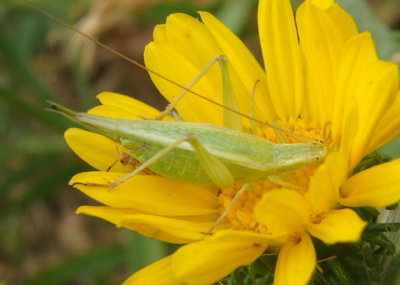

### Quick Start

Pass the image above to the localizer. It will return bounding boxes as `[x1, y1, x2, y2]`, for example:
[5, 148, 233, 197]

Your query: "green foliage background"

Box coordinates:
[0, 0, 399, 284]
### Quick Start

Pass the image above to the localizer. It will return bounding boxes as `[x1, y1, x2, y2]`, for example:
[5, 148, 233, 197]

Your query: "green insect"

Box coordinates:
[24, 0, 327, 231]
[51, 102, 325, 187]
[51, 104, 325, 232]
[49, 54, 326, 232]
[49, 53, 325, 187]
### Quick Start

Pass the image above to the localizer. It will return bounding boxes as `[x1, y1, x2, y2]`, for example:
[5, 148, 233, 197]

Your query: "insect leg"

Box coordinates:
[106, 159, 119, 172]
[267, 174, 304, 190]
[186, 134, 234, 189]
[249, 80, 260, 135]
[271, 121, 288, 143]
[72, 134, 235, 190]
[106, 146, 124, 172]
[155, 55, 243, 133]
[206, 183, 253, 234]
[155, 55, 226, 120]
[72, 136, 192, 189]
[218, 55, 242, 131]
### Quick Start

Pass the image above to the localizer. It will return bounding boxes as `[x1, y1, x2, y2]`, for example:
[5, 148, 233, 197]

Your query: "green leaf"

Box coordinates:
[0, 85, 69, 132]
[3, 162, 82, 214]
[123, 231, 168, 272]
[216, 0, 258, 35]
[336, 0, 400, 60]
[24, 244, 125, 285]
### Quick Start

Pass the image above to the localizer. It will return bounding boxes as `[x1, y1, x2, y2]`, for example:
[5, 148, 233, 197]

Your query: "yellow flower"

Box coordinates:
[64, 0, 400, 284]
[254, 153, 366, 284]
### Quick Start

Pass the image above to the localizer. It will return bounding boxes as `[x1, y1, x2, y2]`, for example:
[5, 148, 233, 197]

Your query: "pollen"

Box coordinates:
[218, 118, 327, 233]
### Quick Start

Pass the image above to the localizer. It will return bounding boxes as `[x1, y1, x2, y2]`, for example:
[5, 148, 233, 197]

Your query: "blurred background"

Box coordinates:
[0, 0, 399, 284]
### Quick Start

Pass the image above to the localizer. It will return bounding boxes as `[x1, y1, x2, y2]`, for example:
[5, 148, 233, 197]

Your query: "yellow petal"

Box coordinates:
[199, 11, 276, 123]
[144, 41, 223, 125]
[171, 230, 268, 285]
[296, 1, 358, 125]
[165, 13, 222, 83]
[119, 214, 213, 244]
[64, 128, 133, 172]
[367, 91, 400, 153]
[349, 60, 399, 168]
[307, 152, 347, 212]
[258, 0, 303, 119]
[153, 24, 168, 43]
[164, 13, 251, 128]
[88, 105, 139, 119]
[123, 255, 184, 285]
[255, 189, 309, 235]
[70, 172, 219, 216]
[340, 158, 400, 208]
[96, 92, 166, 120]
[76, 206, 138, 224]
[77, 206, 212, 243]
[332, 32, 377, 145]
[308, 208, 367, 244]
[338, 103, 359, 161]
[274, 233, 316, 285]
[309, 0, 334, 9]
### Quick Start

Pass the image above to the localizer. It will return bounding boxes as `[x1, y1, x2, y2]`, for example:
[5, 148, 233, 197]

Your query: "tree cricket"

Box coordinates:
[25, 0, 327, 232]
[49, 97, 326, 233]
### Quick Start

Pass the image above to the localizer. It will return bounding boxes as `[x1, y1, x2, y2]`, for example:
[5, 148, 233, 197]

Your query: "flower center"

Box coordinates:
[218, 118, 329, 233]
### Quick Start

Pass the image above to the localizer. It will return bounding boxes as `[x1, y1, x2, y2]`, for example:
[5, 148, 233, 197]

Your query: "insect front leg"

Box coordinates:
[155, 55, 225, 121]
[155, 55, 243, 133]
[267, 174, 304, 190]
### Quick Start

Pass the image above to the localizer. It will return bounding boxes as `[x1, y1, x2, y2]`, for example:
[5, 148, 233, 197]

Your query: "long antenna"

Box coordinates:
[22, 0, 322, 143]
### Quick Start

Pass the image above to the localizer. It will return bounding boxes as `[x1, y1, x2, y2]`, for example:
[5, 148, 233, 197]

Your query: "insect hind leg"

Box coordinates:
[71, 133, 235, 191]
